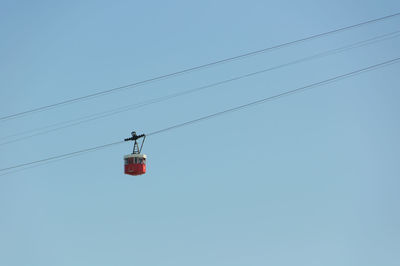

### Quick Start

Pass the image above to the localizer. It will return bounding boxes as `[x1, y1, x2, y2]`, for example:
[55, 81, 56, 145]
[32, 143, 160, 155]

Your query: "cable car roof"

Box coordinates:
[124, 154, 147, 159]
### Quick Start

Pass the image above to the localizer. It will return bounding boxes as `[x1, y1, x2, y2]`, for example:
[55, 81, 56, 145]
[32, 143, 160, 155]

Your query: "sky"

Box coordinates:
[0, 1, 400, 265]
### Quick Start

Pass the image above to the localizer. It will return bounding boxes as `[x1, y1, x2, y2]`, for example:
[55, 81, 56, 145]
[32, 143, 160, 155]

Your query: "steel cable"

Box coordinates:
[1, 30, 399, 146]
[1, 12, 399, 121]
[1, 57, 399, 175]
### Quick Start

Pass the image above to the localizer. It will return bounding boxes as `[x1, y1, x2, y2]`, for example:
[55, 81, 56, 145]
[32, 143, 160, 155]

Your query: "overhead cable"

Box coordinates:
[146, 57, 400, 136]
[1, 30, 400, 146]
[1, 12, 399, 121]
[1, 57, 399, 176]
[0, 141, 124, 173]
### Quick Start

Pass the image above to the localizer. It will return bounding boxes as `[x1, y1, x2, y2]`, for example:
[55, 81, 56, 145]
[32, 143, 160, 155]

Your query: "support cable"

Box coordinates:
[1, 12, 399, 121]
[1, 57, 399, 175]
[1, 30, 399, 146]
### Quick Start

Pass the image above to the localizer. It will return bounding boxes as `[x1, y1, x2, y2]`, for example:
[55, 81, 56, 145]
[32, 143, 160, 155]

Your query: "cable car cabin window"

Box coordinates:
[124, 157, 146, 165]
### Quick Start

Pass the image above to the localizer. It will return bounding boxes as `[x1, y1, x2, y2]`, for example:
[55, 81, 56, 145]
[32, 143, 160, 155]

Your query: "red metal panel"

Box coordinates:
[124, 163, 146, 176]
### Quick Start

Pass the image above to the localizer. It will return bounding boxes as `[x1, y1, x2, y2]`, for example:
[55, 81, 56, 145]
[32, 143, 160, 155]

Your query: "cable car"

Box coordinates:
[124, 131, 146, 176]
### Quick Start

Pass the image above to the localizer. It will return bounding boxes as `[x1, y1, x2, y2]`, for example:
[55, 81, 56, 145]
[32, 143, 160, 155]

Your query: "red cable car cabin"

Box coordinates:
[124, 154, 146, 175]
[124, 131, 147, 176]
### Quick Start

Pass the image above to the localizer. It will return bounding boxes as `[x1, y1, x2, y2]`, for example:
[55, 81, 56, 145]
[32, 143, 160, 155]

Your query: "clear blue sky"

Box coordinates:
[1, 1, 400, 265]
